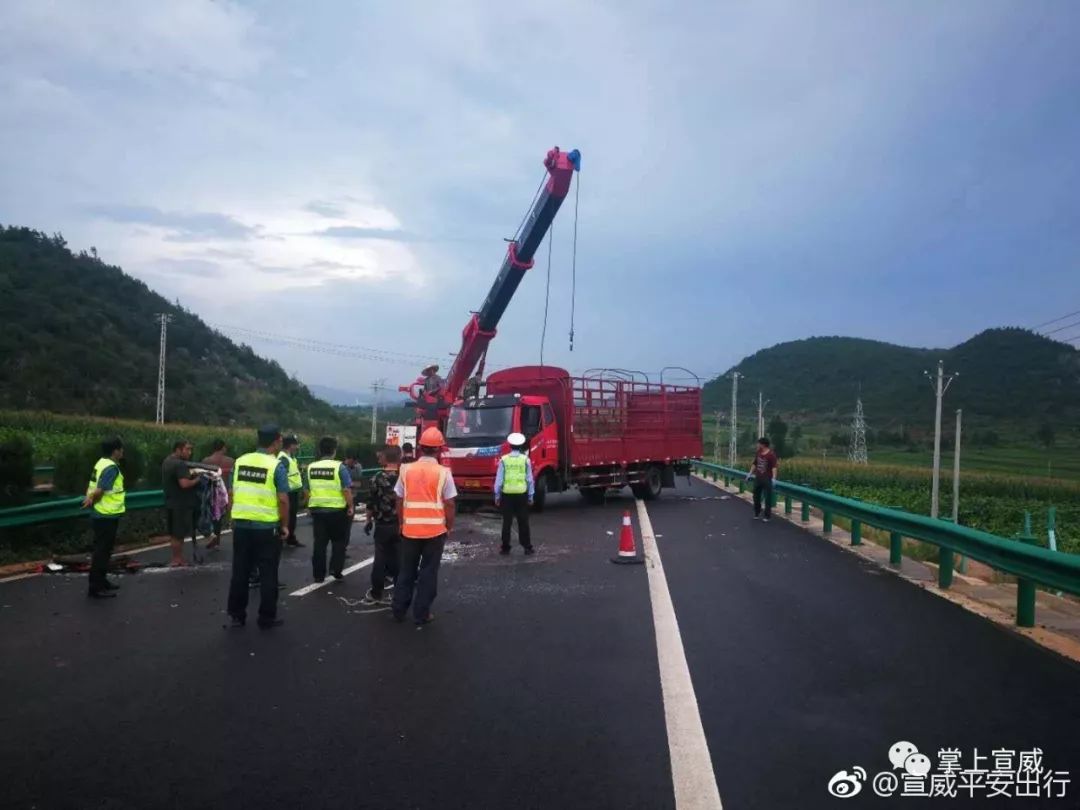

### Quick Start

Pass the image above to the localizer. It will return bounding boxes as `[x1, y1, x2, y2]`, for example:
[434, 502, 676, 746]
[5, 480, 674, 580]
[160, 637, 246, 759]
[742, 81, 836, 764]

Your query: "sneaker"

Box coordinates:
[313, 576, 325, 584]
[384, 577, 395, 589]
[523, 547, 536, 556]
[753, 515, 761, 520]
[226, 615, 245, 629]
[103, 580, 120, 590]
[87, 589, 117, 599]
[415, 612, 435, 627]
[257, 618, 284, 629]
[331, 572, 344, 580]
[762, 516, 770, 523]
[361, 589, 381, 605]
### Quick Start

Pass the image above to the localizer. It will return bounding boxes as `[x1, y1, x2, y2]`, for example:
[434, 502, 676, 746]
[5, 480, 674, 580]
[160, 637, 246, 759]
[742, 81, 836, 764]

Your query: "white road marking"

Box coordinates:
[289, 556, 373, 597]
[636, 498, 724, 810]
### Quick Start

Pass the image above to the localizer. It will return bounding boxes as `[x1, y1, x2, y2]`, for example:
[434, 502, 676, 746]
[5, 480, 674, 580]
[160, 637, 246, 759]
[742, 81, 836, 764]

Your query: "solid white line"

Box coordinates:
[289, 556, 373, 597]
[636, 498, 724, 810]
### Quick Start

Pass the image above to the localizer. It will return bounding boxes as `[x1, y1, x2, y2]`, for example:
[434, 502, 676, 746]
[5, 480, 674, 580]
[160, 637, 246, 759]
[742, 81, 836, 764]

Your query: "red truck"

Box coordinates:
[445, 366, 702, 508]
[402, 146, 702, 507]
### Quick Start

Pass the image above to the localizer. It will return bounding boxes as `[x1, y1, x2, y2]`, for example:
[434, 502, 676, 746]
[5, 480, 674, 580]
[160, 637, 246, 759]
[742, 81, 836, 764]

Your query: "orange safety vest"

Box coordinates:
[400, 461, 450, 539]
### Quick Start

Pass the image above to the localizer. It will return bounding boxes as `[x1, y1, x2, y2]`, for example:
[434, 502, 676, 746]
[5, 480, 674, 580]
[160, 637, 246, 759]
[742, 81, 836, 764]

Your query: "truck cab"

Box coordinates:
[444, 393, 559, 509]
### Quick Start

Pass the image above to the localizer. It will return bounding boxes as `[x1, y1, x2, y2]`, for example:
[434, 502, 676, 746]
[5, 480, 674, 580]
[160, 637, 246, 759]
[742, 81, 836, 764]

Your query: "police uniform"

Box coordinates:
[279, 448, 304, 546]
[307, 457, 352, 581]
[495, 439, 534, 554]
[228, 449, 289, 626]
[86, 457, 125, 595]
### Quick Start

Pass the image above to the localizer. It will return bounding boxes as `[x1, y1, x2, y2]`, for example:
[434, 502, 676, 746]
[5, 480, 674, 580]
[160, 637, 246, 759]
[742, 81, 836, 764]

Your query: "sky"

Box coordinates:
[2, 0, 1079, 398]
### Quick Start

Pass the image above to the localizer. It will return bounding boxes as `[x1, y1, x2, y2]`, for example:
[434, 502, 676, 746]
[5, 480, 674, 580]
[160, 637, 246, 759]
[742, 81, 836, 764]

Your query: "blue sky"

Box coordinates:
[2, 0, 1078, 396]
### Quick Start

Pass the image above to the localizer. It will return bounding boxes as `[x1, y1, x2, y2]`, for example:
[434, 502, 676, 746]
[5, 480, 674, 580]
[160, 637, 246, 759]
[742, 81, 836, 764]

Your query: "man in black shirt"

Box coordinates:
[363, 445, 401, 604]
[162, 440, 199, 566]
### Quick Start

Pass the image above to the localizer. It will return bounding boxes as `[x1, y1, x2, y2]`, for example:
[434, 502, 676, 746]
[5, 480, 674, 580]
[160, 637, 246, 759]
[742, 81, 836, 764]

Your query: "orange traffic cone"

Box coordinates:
[610, 510, 644, 565]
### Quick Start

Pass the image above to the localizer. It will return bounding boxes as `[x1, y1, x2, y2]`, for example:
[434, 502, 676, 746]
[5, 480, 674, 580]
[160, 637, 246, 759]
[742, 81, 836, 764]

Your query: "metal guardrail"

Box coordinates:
[692, 461, 1080, 627]
[0, 468, 381, 530]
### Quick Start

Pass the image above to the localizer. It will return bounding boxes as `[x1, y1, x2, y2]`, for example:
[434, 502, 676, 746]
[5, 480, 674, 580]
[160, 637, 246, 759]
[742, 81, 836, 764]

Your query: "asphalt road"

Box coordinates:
[1, 478, 1078, 809]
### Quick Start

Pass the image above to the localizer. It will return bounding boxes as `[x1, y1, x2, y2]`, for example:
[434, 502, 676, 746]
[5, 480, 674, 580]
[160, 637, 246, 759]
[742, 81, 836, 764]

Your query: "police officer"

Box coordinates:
[227, 425, 290, 629]
[81, 436, 126, 598]
[279, 434, 305, 547]
[392, 427, 457, 626]
[494, 432, 535, 555]
[307, 436, 354, 582]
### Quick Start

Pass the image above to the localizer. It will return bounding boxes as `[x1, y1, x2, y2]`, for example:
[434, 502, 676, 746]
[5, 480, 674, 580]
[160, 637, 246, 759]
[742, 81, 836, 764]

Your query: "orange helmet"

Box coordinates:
[419, 427, 445, 448]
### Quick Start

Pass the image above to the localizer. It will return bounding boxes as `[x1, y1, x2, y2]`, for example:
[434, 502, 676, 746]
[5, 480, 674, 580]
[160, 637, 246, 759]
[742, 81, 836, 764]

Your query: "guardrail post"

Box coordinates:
[889, 532, 902, 566]
[783, 494, 792, 515]
[723, 474, 730, 487]
[822, 509, 833, 534]
[738, 477, 745, 494]
[938, 548, 954, 589]
[800, 501, 810, 522]
[769, 487, 778, 510]
[850, 519, 861, 546]
[1015, 523, 1038, 628]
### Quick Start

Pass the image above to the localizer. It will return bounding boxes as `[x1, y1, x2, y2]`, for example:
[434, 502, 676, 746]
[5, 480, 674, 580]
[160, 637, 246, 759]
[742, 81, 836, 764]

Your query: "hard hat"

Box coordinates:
[422, 364, 440, 375]
[419, 427, 445, 448]
[507, 432, 526, 447]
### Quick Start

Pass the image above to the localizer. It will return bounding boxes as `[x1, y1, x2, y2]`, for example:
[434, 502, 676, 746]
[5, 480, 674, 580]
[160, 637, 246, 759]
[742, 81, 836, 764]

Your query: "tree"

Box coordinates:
[767, 414, 789, 458]
[1036, 422, 1055, 449]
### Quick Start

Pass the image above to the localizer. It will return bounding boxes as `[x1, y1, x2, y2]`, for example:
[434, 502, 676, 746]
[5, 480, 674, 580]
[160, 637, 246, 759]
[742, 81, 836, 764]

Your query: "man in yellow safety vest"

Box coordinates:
[494, 432, 535, 555]
[81, 436, 126, 598]
[280, 434, 305, 547]
[306, 436, 354, 582]
[227, 425, 291, 629]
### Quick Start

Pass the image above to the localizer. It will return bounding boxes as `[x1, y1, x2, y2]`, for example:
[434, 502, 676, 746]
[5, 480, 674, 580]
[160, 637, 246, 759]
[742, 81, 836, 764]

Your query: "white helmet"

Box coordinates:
[507, 432, 527, 447]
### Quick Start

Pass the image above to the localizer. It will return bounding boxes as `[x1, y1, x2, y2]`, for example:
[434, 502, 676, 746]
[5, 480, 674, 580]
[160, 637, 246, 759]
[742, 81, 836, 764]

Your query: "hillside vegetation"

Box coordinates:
[0, 226, 345, 428]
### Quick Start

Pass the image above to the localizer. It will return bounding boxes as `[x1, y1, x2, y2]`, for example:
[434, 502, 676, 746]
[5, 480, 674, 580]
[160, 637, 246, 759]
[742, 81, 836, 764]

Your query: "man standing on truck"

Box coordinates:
[746, 436, 779, 522]
[393, 427, 456, 626]
[494, 432, 535, 555]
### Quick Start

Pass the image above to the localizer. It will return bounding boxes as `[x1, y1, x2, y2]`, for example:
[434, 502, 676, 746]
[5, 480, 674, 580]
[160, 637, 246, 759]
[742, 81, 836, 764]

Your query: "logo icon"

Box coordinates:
[827, 766, 867, 799]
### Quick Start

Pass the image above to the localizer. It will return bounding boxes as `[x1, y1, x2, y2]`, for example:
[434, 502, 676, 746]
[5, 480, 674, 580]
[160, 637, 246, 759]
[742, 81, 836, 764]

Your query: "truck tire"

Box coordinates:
[631, 465, 663, 500]
[532, 473, 548, 512]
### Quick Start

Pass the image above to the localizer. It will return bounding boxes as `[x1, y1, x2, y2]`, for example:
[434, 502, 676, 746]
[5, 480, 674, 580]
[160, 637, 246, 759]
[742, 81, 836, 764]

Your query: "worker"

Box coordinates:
[80, 436, 126, 598]
[279, 434, 305, 547]
[418, 364, 443, 396]
[227, 425, 290, 628]
[363, 445, 401, 604]
[494, 432, 535, 555]
[392, 427, 456, 626]
[400, 442, 416, 464]
[746, 436, 780, 522]
[307, 436, 354, 582]
[162, 440, 200, 567]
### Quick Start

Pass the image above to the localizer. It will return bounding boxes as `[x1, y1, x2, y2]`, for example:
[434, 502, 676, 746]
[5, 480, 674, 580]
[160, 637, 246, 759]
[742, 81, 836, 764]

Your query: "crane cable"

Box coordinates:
[539, 221, 553, 368]
[569, 172, 580, 352]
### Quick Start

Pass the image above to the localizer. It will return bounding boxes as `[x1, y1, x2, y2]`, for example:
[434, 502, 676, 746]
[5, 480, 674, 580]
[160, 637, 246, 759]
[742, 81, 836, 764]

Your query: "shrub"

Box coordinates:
[0, 434, 34, 507]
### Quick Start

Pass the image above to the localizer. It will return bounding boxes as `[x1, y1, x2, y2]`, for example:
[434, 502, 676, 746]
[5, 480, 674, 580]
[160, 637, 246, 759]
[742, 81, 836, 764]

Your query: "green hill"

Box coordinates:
[0, 226, 346, 429]
[703, 329, 1080, 437]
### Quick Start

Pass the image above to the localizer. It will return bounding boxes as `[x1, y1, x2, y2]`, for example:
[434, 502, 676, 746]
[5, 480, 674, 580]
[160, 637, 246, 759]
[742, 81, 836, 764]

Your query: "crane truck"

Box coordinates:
[402, 146, 703, 509]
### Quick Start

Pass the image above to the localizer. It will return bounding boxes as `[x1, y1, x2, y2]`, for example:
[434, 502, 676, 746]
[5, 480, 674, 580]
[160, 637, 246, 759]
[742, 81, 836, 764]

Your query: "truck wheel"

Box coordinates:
[532, 473, 548, 512]
[631, 466, 663, 500]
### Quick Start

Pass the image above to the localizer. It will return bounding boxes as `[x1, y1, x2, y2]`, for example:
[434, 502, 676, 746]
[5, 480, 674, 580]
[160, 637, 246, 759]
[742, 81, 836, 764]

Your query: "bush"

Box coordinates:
[52, 438, 147, 495]
[0, 434, 34, 507]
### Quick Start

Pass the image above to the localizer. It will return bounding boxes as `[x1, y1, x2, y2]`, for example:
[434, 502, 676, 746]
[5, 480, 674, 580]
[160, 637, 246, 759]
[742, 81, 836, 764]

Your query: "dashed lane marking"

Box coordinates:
[636, 498, 724, 810]
[288, 556, 373, 597]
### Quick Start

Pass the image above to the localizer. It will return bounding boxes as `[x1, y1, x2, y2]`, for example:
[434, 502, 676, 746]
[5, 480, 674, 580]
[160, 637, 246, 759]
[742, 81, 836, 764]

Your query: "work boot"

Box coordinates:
[87, 589, 117, 599]
[103, 580, 121, 590]
[523, 547, 536, 556]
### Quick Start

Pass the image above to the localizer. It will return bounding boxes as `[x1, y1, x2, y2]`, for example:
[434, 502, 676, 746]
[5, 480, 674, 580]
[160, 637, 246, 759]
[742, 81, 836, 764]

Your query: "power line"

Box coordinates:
[1041, 318, 1080, 337]
[210, 323, 439, 366]
[1032, 308, 1080, 330]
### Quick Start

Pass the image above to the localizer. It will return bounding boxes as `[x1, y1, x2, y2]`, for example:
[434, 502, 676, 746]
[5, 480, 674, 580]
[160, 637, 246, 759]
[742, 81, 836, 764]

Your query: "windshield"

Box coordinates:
[445, 405, 514, 445]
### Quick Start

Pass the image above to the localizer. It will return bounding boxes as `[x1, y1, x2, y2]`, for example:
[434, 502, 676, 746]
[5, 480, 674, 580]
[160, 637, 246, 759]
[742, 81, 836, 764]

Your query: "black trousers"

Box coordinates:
[500, 493, 532, 549]
[392, 535, 445, 623]
[227, 526, 281, 623]
[371, 522, 400, 597]
[311, 510, 349, 580]
[286, 491, 300, 542]
[753, 479, 774, 518]
[89, 517, 119, 591]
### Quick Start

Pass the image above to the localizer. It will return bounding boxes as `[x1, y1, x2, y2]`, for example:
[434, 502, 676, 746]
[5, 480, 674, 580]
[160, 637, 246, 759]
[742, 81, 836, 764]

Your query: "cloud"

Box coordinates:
[86, 204, 258, 241]
[303, 200, 347, 218]
[152, 258, 224, 278]
[314, 226, 420, 242]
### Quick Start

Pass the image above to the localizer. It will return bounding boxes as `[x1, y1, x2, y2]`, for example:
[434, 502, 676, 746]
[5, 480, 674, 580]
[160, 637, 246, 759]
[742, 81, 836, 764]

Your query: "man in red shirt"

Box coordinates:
[746, 437, 779, 522]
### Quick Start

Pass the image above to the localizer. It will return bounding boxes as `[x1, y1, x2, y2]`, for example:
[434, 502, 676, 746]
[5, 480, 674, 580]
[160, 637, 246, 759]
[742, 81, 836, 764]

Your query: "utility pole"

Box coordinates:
[756, 391, 769, 438]
[924, 360, 958, 519]
[728, 372, 741, 467]
[712, 410, 724, 462]
[953, 408, 965, 573]
[369, 378, 388, 444]
[155, 313, 172, 424]
[849, 396, 868, 464]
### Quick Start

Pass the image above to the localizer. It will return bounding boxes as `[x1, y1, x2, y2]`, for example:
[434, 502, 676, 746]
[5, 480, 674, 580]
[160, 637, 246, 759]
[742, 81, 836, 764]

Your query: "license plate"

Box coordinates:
[460, 478, 488, 489]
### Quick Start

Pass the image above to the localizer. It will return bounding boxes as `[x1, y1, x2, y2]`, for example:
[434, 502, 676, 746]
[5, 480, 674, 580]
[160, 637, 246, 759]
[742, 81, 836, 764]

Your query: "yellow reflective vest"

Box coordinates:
[232, 452, 281, 524]
[87, 458, 125, 516]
